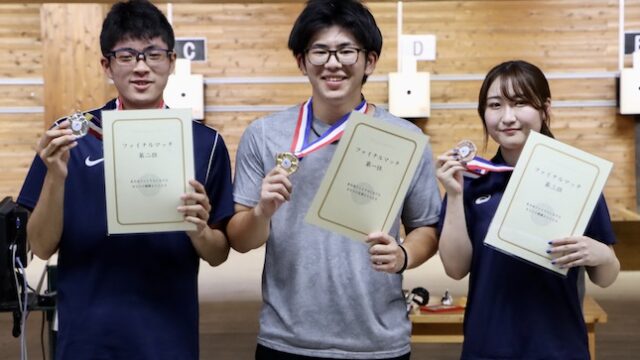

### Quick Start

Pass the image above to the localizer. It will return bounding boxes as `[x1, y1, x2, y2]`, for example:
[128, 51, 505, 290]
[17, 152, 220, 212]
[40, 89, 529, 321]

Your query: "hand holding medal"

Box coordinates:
[446, 139, 513, 178]
[435, 140, 479, 196]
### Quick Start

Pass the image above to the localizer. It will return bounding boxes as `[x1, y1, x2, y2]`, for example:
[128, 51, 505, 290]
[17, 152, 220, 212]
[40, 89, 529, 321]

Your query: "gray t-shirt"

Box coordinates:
[233, 104, 441, 358]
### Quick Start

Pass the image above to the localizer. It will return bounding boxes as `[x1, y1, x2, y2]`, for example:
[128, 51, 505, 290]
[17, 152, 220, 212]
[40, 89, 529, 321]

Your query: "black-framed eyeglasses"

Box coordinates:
[305, 46, 365, 66]
[105, 47, 173, 67]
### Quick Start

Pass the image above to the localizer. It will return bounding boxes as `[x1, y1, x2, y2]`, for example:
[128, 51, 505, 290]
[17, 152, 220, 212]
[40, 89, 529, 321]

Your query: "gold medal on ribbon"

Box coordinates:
[276, 152, 299, 175]
[67, 111, 89, 138]
[454, 140, 477, 163]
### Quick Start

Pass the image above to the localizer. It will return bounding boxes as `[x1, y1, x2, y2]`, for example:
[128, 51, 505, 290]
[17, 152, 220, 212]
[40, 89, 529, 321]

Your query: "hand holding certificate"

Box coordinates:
[305, 112, 427, 241]
[103, 108, 197, 234]
[484, 131, 613, 275]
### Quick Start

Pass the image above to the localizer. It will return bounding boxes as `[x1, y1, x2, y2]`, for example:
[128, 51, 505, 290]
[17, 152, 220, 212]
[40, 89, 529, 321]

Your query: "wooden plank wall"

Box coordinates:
[0, 4, 42, 198]
[41, 4, 110, 125]
[0, 1, 638, 223]
[173, 0, 639, 221]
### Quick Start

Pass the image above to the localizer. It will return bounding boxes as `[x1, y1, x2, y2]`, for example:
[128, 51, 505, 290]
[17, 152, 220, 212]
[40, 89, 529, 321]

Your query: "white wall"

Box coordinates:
[197, 247, 640, 303]
[198, 246, 469, 303]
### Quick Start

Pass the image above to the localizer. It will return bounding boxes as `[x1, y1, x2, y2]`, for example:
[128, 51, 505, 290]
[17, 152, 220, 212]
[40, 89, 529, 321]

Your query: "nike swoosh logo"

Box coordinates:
[85, 156, 104, 167]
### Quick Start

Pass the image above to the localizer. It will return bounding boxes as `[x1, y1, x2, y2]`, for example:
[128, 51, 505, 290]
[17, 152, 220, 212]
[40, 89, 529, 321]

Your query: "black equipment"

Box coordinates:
[405, 286, 429, 313]
[0, 196, 56, 358]
[0, 196, 28, 305]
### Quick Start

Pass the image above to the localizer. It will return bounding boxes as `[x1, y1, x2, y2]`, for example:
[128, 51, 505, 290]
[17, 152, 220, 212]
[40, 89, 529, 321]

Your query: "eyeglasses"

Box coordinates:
[305, 47, 365, 66]
[105, 47, 173, 67]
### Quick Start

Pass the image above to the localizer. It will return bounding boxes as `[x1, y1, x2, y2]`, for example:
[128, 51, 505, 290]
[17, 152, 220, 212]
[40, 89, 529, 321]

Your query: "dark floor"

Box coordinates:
[1, 298, 638, 359]
[197, 299, 640, 359]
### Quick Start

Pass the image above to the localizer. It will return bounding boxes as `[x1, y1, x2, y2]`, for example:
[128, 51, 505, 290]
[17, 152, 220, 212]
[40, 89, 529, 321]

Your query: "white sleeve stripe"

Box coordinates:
[204, 132, 219, 187]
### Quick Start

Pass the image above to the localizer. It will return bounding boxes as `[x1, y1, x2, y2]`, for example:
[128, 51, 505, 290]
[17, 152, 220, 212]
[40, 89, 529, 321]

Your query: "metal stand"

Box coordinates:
[0, 265, 56, 359]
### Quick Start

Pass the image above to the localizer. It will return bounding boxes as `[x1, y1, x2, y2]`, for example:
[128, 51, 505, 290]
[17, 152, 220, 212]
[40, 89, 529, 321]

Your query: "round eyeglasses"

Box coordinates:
[305, 47, 365, 66]
[105, 47, 173, 67]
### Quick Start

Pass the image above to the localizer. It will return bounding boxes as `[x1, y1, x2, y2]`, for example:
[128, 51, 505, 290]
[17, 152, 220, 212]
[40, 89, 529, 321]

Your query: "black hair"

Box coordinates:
[478, 60, 554, 147]
[288, 0, 382, 83]
[100, 0, 175, 55]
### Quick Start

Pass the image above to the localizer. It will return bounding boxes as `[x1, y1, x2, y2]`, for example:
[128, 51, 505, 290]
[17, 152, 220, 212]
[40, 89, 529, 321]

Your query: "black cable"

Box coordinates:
[310, 121, 321, 137]
[41, 311, 46, 360]
[12, 310, 21, 337]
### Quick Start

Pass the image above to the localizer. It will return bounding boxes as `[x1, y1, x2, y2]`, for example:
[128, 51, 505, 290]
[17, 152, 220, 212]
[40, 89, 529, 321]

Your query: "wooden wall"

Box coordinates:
[0, 4, 42, 198]
[41, 4, 110, 126]
[0, 1, 639, 225]
[176, 0, 640, 222]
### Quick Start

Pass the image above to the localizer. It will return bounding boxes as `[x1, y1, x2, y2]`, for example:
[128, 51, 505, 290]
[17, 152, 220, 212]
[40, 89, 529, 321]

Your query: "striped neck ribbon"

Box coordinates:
[463, 156, 514, 178]
[86, 97, 168, 140]
[290, 97, 367, 159]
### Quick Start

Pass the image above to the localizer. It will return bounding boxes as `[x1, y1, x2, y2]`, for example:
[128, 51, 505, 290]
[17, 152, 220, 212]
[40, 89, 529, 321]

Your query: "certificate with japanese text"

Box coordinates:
[103, 108, 196, 234]
[305, 112, 427, 241]
[484, 131, 612, 275]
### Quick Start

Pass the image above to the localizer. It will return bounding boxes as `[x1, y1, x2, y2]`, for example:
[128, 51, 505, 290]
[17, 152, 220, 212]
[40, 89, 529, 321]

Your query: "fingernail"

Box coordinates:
[547, 241, 552, 245]
[551, 261, 556, 265]
[546, 249, 551, 254]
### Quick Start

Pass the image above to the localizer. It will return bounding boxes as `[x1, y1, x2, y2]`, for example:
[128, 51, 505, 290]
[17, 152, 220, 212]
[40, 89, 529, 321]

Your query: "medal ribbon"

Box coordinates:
[86, 98, 168, 140]
[290, 97, 367, 158]
[86, 114, 103, 140]
[463, 156, 514, 178]
[115, 97, 165, 111]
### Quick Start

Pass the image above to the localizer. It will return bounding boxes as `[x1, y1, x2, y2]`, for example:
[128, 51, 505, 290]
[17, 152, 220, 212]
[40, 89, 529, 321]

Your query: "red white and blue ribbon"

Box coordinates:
[55, 111, 103, 140]
[84, 98, 168, 140]
[463, 156, 514, 179]
[290, 97, 368, 158]
[58, 98, 168, 141]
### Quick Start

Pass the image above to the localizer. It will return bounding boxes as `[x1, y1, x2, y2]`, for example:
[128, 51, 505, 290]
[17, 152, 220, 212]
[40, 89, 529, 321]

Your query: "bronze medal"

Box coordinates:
[276, 152, 299, 175]
[454, 140, 477, 162]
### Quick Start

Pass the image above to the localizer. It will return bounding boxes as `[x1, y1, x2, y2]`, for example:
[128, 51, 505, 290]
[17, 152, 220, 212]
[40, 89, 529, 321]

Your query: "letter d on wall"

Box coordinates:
[402, 35, 436, 61]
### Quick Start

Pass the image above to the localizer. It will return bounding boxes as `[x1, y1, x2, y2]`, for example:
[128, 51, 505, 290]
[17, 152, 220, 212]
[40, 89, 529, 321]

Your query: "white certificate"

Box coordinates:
[484, 131, 612, 275]
[103, 108, 197, 234]
[305, 111, 427, 241]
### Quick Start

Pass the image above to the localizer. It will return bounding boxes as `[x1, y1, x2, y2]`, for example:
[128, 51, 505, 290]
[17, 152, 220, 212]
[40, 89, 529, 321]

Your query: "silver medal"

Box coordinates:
[67, 111, 89, 138]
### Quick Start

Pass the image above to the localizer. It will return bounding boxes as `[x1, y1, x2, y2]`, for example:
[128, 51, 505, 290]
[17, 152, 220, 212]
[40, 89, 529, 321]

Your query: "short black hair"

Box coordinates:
[288, 0, 382, 58]
[100, 0, 175, 55]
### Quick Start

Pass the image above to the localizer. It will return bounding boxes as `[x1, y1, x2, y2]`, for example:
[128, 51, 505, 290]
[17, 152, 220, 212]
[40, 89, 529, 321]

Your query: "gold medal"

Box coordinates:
[276, 152, 299, 175]
[67, 111, 89, 138]
[454, 140, 477, 162]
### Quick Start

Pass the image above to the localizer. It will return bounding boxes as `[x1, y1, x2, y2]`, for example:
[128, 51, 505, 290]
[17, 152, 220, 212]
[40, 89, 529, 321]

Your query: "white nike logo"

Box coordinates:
[475, 195, 491, 205]
[85, 156, 104, 167]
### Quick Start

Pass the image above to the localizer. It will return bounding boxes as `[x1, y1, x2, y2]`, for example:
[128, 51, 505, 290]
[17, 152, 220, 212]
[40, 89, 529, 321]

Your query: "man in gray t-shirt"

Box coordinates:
[227, 1, 441, 359]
